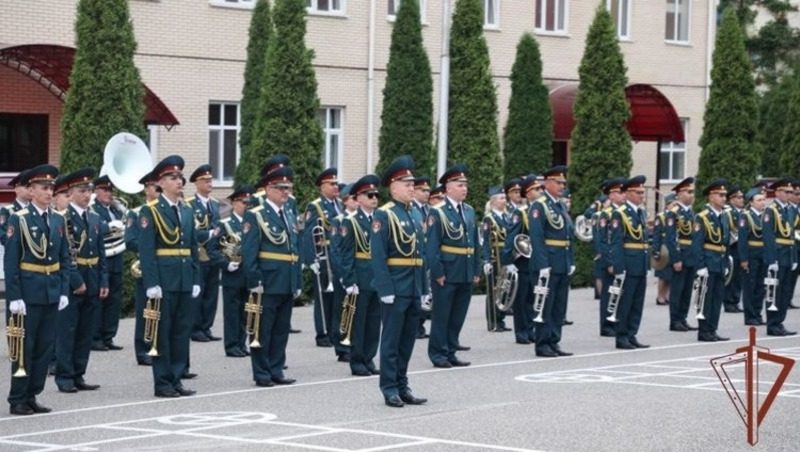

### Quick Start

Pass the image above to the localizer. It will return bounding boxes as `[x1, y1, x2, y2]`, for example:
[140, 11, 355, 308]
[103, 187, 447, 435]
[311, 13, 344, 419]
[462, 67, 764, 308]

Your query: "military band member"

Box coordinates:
[723, 186, 744, 313]
[52, 179, 71, 212]
[426, 164, 479, 368]
[481, 185, 510, 332]
[738, 187, 767, 326]
[652, 192, 677, 306]
[371, 155, 428, 408]
[429, 185, 445, 208]
[125, 171, 160, 366]
[505, 177, 526, 212]
[501, 175, 542, 345]
[5, 165, 69, 415]
[693, 179, 732, 342]
[138, 156, 201, 397]
[0, 170, 31, 249]
[55, 169, 108, 393]
[412, 176, 432, 339]
[665, 177, 699, 332]
[219, 186, 255, 357]
[187, 165, 222, 342]
[90, 175, 126, 351]
[585, 191, 606, 301]
[608, 176, 651, 349]
[788, 180, 800, 309]
[302, 168, 342, 348]
[329, 184, 354, 362]
[597, 178, 626, 337]
[763, 178, 797, 336]
[529, 166, 574, 358]
[242, 166, 301, 386]
[340, 175, 382, 376]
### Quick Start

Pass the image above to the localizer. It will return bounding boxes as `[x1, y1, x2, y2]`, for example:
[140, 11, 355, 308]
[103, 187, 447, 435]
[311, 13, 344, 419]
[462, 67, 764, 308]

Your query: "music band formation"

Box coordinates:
[4, 153, 799, 413]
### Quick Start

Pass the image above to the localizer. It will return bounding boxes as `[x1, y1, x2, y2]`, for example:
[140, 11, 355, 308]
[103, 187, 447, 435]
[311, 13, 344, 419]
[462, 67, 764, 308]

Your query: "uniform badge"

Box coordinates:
[213, 226, 221, 237]
[127, 217, 134, 228]
[763, 214, 770, 224]
[305, 211, 312, 221]
[0, 214, 5, 226]
[482, 222, 489, 232]
[667, 217, 674, 226]
[243, 221, 251, 234]
[532, 209, 540, 219]
[340, 226, 348, 237]
[372, 219, 381, 233]
[599, 218, 607, 228]
[512, 214, 520, 224]
[6, 225, 13, 238]
[739, 218, 747, 228]
[427, 216, 435, 228]
[654, 218, 660, 227]
[694, 223, 701, 232]
[611, 218, 619, 229]
[140, 216, 149, 229]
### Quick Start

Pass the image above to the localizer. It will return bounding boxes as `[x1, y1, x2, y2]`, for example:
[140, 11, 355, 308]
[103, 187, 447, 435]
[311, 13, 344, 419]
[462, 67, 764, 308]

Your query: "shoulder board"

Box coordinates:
[669, 205, 679, 213]
[185, 196, 196, 203]
[310, 198, 322, 206]
[379, 201, 396, 211]
[147, 199, 158, 207]
[289, 194, 296, 199]
[334, 214, 344, 221]
[220, 217, 231, 224]
[131, 206, 142, 214]
[615, 205, 627, 214]
[698, 209, 709, 218]
[536, 195, 547, 203]
[14, 208, 29, 216]
[345, 210, 357, 218]
[723, 205, 732, 212]
[250, 205, 264, 213]
[603, 207, 613, 214]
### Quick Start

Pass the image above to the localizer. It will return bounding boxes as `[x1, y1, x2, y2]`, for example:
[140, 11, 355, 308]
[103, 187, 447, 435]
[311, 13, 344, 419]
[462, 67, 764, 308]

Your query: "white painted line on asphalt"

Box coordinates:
[357, 439, 434, 451]
[0, 438, 63, 449]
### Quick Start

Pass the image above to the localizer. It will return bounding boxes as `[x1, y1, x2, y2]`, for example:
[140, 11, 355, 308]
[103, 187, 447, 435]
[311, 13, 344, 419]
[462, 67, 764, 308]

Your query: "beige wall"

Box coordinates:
[0, 0, 714, 201]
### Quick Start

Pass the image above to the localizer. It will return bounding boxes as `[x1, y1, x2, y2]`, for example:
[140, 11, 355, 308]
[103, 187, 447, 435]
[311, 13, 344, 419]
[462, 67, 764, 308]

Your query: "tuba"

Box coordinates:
[219, 221, 242, 263]
[606, 272, 626, 323]
[492, 231, 518, 314]
[764, 268, 779, 312]
[143, 297, 162, 357]
[7, 312, 27, 378]
[574, 214, 594, 242]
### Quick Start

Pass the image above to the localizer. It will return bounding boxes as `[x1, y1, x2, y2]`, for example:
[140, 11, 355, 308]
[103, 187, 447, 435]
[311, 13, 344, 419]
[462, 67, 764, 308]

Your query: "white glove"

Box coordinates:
[768, 262, 779, 273]
[59, 295, 69, 311]
[381, 295, 395, 305]
[568, 265, 576, 276]
[420, 294, 432, 311]
[483, 263, 493, 275]
[792, 263, 798, 271]
[294, 289, 302, 299]
[227, 262, 240, 272]
[345, 285, 359, 295]
[192, 285, 201, 298]
[504, 264, 518, 275]
[696, 268, 709, 278]
[108, 219, 125, 230]
[250, 284, 264, 294]
[146, 286, 163, 299]
[9, 300, 26, 315]
[539, 267, 551, 279]
[309, 262, 321, 275]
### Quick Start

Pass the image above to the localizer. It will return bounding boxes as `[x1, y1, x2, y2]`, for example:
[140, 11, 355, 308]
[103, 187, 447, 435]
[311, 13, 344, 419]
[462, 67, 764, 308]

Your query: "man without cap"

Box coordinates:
[138, 156, 201, 397]
[723, 186, 745, 313]
[738, 187, 768, 326]
[762, 178, 798, 336]
[5, 165, 70, 415]
[665, 177, 699, 332]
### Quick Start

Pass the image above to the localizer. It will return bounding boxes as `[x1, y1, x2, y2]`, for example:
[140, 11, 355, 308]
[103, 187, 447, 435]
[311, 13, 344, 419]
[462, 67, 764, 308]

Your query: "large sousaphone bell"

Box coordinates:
[650, 244, 670, 271]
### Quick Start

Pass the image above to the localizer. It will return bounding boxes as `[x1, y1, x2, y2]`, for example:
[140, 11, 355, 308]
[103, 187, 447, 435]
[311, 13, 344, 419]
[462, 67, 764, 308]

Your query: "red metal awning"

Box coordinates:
[0, 44, 179, 128]
[549, 83, 684, 142]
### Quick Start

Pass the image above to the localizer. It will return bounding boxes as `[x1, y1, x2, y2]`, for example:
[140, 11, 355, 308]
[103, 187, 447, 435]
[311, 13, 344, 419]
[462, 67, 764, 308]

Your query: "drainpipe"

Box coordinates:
[366, 0, 377, 172]
[436, 0, 451, 179]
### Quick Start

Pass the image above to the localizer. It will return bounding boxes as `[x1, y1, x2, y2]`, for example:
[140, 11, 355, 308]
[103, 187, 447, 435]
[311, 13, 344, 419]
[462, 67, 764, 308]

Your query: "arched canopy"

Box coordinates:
[0, 44, 179, 128]
[549, 83, 684, 143]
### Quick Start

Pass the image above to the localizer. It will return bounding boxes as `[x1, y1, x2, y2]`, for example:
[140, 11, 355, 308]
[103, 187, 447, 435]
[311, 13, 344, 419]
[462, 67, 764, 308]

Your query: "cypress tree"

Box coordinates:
[759, 73, 792, 177]
[236, 0, 273, 186]
[251, 0, 323, 206]
[697, 7, 761, 193]
[376, 0, 434, 178]
[779, 69, 800, 176]
[60, 0, 146, 173]
[568, 5, 632, 287]
[503, 33, 552, 177]
[447, 0, 502, 213]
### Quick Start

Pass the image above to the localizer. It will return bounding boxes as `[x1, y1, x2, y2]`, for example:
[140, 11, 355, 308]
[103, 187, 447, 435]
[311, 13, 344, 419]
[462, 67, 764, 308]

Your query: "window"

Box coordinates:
[665, 0, 690, 43]
[388, 0, 427, 22]
[318, 107, 343, 169]
[535, 0, 568, 33]
[208, 0, 255, 9]
[484, 0, 499, 28]
[659, 119, 687, 182]
[208, 103, 240, 184]
[0, 114, 48, 172]
[306, 0, 345, 14]
[606, 0, 630, 40]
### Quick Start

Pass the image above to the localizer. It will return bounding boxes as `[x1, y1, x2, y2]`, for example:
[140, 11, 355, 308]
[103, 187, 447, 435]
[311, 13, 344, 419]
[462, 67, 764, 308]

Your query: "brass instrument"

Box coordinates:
[245, 291, 263, 348]
[339, 290, 358, 346]
[63, 211, 80, 266]
[491, 230, 518, 314]
[7, 312, 27, 378]
[219, 221, 242, 263]
[143, 297, 161, 356]
[312, 218, 335, 293]
[692, 272, 709, 320]
[532, 272, 550, 323]
[765, 268, 779, 312]
[724, 255, 734, 286]
[574, 214, 594, 242]
[513, 234, 532, 260]
[131, 259, 142, 278]
[606, 272, 626, 323]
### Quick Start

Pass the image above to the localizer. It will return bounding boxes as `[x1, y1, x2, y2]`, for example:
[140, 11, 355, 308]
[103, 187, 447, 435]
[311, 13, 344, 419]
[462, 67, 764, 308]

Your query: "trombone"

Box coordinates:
[339, 290, 358, 346]
[245, 291, 263, 348]
[764, 268, 779, 312]
[606, 272, 626, 323]
[7, 312, 27, 378]
[143, 297, 162, 357]
[311, 218, 333, 335]
[532, 273, 550, 323]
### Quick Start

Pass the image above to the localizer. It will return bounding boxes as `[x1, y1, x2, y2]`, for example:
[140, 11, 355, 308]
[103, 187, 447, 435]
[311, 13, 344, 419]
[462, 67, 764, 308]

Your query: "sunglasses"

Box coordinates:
[362, 192, 379, 199]
[270, 185, 292, 191]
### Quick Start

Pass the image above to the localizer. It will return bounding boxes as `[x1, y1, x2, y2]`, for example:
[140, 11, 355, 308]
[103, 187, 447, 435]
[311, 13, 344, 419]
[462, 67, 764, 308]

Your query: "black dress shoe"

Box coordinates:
[316, 338, 332, 347]
[10, 403, 34, 415]
[516, 338, 532, 344]
[105, 342, 124, 350]
[206, 334, 222, 342]
[289, 328, 302, 334]
[181, 372, 198, 379]
[137, 356, 153, 366]
[337, 353, 351, 363]
[783, 329, 798, 336]
[399, 393, 427, 405]
[352, 369, 371, 377]
[226, 350, 247, 357]
[455, 345, 471, 351]
[176, 387, 196, 396]
[272, 377, 296, 385]
[744, 319, 761, 326]
[724, 305, 744, 313]
[629, 338, 650, 349]
[536, 348, 558, 357]
[616, 340, 636, 350]
[368, 367, 380, 375]
[385, 395, 404, 408]
[713, 333, 730, 341]
[58, 385, 78, 393]
[92, 342, 109, 351]
[155, 389, 180, 398]
[242, 349, 251, 356]
[191, 334, 210, 343]
[432, 361, 452, 368]
[28, 401, 51, 413]
[75, 380, 100, 391]
[683, 321, 699, 331]
[767, 329, 786, 337]
[698, 332, 718, 342]
[416, 332, 429, 339]
[789, 303, 800, 309]
[449, 358, 471, 367]
[600, 329, 616, 337]
[669, 322, 689, 332]
[656, 298, 669, 306]
[550, 344, 573, 356]
[256, 379, 275, 387]
[562, 319, 574, 326]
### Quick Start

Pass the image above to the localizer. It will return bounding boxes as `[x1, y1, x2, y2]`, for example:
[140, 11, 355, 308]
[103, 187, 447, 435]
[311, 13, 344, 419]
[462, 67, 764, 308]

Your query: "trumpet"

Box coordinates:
[532, 272, 550, 323]
[692, 272, 709, 320]
[130, 259, 142, 278]
[765, 268, 779, 312]
[7, 312, 27, 378]
[312, 218, 335, 293]
[339, 290, 358, 346]
[143, 297, 161, 357]
[606, 272, 626, 323]
[245, 291, 263, 348]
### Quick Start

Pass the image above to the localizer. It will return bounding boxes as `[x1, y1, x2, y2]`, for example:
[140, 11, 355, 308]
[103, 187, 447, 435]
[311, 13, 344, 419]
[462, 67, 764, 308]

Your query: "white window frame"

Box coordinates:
[665, 0, 691, 44]
[388, 0, 427, 23]
[534, 0, 569, 35]
[306, 0, 346, 16]
[484, 0, 500, 29]
[319, 107, 344, 169]
[606, 0, 631, 40]
[659, 118, 688, 183]
[208, 102, 241, 187]
[208, 0, 255, 10]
